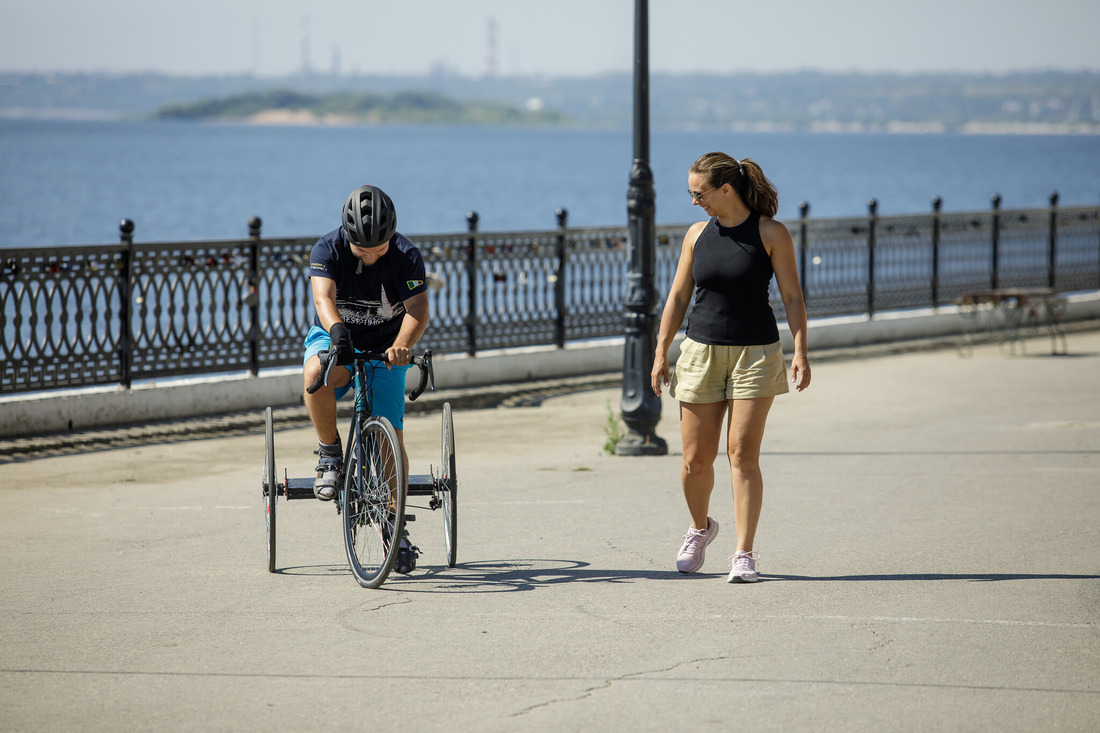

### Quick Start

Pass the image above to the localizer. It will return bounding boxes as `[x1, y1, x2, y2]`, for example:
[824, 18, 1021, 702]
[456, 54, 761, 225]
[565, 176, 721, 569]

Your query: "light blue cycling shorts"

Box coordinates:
[303, 325, 411, 430]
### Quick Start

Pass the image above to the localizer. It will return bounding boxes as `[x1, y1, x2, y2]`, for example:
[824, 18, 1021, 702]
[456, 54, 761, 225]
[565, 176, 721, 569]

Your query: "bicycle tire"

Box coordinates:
[263, 406, 277, 573]
[342, 415, 406, 588]
[441, 402, 458, 568]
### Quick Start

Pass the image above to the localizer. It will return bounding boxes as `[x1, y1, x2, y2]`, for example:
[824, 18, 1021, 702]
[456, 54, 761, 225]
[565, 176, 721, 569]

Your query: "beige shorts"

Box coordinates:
[671, 337, 790, 403]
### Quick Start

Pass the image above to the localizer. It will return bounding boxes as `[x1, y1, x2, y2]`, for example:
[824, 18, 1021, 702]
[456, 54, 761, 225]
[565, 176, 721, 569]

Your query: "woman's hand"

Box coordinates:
[651, 352, 670, 396]
[790, 353, 811, 392]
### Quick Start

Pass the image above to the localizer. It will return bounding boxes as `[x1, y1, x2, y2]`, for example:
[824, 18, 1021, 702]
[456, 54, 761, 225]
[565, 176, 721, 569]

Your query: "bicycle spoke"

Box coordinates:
[342, 417, 405, 588]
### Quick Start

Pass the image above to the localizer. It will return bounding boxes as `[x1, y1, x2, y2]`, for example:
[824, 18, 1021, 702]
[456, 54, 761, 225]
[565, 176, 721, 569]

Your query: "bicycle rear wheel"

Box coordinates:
[263, 407, 278, 573]
[342, 415, 406, 588]
[441, 402, 458, 568]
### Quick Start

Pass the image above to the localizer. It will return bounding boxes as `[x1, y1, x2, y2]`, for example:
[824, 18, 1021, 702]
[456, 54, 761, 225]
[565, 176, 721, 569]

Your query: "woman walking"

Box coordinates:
[651, 152, 810, 583]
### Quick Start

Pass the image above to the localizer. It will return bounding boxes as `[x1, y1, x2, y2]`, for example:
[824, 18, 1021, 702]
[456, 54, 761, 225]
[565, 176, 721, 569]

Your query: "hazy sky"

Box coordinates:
[2, 0, 1098, 78]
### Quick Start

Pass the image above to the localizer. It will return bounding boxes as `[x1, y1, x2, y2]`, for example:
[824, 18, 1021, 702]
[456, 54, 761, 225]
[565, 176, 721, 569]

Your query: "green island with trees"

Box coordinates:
[154, 89, 565, 125]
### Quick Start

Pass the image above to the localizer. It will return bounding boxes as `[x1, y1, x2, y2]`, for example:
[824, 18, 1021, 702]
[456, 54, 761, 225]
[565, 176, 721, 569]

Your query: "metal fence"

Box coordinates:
[3, 198, 1098, 395]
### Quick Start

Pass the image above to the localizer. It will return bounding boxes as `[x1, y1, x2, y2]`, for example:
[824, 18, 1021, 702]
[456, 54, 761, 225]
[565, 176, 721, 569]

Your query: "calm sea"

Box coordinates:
[2, 118, 1099, 247]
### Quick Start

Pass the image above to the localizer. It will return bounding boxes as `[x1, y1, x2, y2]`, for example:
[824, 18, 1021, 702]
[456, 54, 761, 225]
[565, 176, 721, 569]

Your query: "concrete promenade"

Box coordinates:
[1, 332, 1098, 731]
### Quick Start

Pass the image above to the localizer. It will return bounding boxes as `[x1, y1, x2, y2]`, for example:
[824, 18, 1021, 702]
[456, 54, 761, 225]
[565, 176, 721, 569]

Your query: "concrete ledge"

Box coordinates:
[2, 291, 1097, 439]
[0, 370, 305, 437]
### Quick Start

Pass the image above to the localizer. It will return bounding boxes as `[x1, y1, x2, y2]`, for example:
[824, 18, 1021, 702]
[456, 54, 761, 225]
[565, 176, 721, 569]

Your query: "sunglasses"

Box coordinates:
[688, 186, 718, 202]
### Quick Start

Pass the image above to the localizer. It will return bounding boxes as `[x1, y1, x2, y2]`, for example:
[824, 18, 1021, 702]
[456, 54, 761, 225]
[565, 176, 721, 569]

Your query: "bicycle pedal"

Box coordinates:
[404, 514, 416, 522]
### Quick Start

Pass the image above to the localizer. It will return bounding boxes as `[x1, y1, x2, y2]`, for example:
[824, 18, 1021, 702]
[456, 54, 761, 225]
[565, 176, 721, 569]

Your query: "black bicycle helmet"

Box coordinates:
[341, 185, 397, 248]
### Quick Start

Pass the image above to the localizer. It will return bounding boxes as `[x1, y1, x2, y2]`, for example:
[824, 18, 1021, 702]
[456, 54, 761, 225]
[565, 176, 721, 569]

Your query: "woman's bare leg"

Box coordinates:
[726, 397, 774, 552]
[679, 401, 728, 529]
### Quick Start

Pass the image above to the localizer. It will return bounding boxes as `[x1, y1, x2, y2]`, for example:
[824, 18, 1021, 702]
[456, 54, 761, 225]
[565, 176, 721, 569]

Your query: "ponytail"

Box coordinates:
[690, 152, 778, 218]
[738, 159, 778, 218]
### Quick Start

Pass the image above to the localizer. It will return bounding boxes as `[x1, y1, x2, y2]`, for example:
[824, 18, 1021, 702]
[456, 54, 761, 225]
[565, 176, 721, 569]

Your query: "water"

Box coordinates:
[2, 118, 1099, 247]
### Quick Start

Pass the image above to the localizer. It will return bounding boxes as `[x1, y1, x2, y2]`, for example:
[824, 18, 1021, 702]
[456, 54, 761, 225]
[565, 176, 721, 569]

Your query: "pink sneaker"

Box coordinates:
[727, 551, 759, 583]
[676, 517, 719, 573]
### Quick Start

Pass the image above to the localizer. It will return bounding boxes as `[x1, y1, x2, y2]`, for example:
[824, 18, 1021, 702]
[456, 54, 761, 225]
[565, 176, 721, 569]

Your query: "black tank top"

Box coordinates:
[685, 213, 780, 346]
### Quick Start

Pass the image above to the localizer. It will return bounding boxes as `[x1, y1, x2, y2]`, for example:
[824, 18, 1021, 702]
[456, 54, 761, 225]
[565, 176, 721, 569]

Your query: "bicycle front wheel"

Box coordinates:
[342, 416, 406, 588]
[441, 402, 458, 568]
[263, 407, 277, 573]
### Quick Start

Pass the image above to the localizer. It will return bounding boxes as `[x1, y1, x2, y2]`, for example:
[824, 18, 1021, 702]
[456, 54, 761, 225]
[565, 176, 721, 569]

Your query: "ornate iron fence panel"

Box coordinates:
[1055, 207, 1100, 293]
[471, 229, 561, 350]
[3, 202, 1098, 395]
[874, 214, 937, 311]
[418, 232, 476, 355]
[937, 211, 996, 303]
[563, 226, 629, 341]
[800, 216, 872, 317]
[129, 240, 254, 379]
[998, 208, 1052, 290]
[1, 245, 125, 392]
[257, 237, 314, 367]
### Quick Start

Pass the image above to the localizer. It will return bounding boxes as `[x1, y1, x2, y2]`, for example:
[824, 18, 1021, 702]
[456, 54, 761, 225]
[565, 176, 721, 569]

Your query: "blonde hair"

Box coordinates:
[690, 152, 778, 218]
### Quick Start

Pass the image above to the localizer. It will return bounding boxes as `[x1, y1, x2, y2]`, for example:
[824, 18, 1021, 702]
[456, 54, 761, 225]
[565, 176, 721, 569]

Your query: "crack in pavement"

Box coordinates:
[510, 655, 736, 718]
[337, 597, 415, 633]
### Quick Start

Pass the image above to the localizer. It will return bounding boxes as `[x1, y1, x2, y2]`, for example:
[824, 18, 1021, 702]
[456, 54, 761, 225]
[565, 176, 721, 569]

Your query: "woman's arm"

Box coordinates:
[651, 221, 706, 396]
[763, 219, 811, 392]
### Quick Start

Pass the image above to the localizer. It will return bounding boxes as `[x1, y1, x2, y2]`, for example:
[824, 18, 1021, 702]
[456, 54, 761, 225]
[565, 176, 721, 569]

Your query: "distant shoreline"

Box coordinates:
[722, 120, 1100, 136]
[6, 70, 1100, 134]
[3, 110, 1099, 135]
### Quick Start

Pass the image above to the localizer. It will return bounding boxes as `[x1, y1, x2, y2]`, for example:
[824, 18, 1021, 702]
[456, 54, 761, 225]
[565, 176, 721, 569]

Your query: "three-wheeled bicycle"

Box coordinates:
[262, 349, 457, 588]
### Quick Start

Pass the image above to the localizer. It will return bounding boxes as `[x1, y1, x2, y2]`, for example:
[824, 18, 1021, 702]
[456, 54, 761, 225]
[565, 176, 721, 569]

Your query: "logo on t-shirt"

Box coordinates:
[406, 279, 423, 290]
[338, 284, 404, 327]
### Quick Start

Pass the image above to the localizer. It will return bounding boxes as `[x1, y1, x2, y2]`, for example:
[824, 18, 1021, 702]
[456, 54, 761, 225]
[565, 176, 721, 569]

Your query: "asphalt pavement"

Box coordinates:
[1, 332, 1098, 732]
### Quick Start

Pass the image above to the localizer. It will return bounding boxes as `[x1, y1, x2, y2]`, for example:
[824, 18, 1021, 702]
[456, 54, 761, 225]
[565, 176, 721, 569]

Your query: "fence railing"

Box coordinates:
[3, 196, 1098, 395]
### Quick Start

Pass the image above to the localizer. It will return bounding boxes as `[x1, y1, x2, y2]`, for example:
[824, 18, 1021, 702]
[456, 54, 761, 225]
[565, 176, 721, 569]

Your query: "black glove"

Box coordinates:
[328, 322, 354, 365]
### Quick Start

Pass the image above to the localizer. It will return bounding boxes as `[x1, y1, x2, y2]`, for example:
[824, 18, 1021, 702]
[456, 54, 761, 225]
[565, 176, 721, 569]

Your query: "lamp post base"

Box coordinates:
[615, 431, 668, 456]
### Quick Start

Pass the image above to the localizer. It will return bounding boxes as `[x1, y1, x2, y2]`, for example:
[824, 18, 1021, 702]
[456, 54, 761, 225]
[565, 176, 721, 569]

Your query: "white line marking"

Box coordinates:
[462, 500, 587, 506]
[719, 614, 1095, 629]
[155, 506, 251, 510]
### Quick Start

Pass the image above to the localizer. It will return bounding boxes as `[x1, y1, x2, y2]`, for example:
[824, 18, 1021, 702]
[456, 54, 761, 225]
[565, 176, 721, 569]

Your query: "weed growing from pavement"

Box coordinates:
[603, 398, 626, 455]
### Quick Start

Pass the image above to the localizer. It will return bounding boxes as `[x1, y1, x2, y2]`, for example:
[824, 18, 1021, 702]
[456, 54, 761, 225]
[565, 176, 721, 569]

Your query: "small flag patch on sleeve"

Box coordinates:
[407, 279, 424, 289]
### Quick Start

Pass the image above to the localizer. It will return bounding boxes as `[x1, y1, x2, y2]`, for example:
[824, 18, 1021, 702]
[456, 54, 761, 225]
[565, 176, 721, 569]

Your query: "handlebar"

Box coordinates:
[306, 349, 435, 401]
[408, 351, 434, 401]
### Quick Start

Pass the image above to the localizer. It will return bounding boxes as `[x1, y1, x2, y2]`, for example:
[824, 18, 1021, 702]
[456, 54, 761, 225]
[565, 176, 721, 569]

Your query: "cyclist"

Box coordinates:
[302, 185, 429, 573]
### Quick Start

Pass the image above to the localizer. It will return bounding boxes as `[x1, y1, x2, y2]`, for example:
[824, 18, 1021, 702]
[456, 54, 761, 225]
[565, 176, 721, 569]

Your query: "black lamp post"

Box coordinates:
[617, 0, 667, 456]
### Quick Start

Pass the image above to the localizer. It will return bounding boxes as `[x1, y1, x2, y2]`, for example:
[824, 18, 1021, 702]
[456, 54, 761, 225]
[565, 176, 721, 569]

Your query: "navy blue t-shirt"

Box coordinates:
[309, 228, 428, 350]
